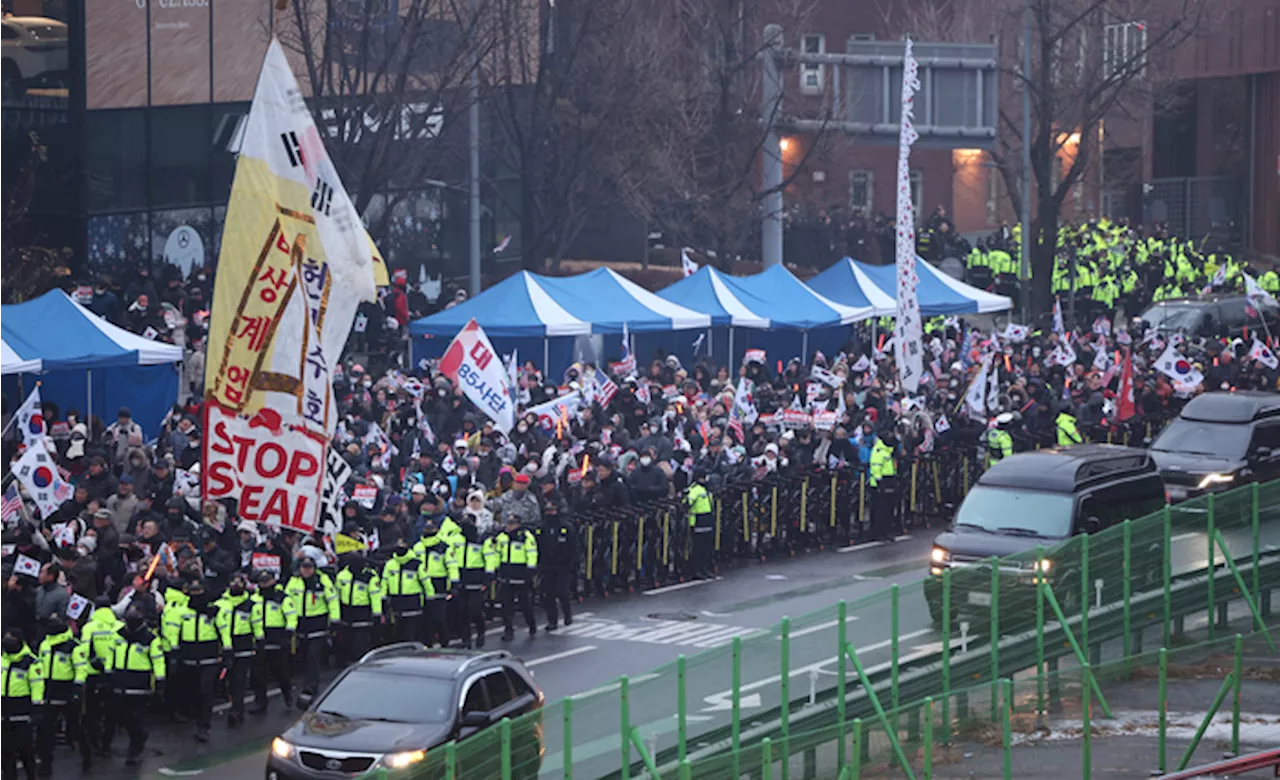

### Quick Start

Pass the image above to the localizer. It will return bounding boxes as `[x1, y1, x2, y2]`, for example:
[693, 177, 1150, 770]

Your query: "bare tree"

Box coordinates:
[276, 0, 483, 237]
[884, 0, 1217, 314]
[617, 0, 830, 268]
[1, 131, 71, 303]
[479, 0, 686, 271]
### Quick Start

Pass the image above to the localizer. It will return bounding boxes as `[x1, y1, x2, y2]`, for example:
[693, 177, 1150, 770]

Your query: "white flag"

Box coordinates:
[13, 445, 73, 518]
[1048, 342, 1077, 367]
[9, 386, 46, 449]
[892, 39, 923, 394]
[439, 319, 516, 433]
[934, 414, 951, 434]
[680, 248, 699, 277]
[1003, 323, 1030, 343]
[1153, 344, 1204, 389]
[67, 593, 91, 621]
[965, 356, 992, 420]
[1244, 273, 1278, 309]
[1052, 298, 1065, 336]
[1250, 339, 1279, 370]
[13, 553, 41, 579]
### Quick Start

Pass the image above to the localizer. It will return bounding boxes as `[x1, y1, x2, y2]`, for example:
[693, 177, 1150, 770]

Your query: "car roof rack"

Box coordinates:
[358, 642, 428, 664]
[457, 650, 513, 674]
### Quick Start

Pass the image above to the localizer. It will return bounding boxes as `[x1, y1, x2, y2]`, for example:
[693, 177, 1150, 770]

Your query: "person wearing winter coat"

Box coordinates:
[627, 449, 670, 504]
[463, 490, 497, 537]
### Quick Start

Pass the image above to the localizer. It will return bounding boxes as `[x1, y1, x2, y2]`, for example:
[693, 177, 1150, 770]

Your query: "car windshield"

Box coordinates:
[1141, 303, 1201, 332]
[315, 670, 453, 723]
[1152, 418, 1250, 459]
[954, 486, 1073, 538]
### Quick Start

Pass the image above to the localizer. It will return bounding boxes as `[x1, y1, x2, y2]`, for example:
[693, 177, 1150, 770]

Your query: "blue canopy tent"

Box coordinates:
[408, 272, 591, 377]
[1, 290, 183, 436]
[711, 264, 889, 364]
[813, 257, 1013, 316]
[650, 266, 770, 368]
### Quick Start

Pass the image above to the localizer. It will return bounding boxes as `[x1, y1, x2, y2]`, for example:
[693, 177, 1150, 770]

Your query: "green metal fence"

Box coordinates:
[380, 480, 1279, 780]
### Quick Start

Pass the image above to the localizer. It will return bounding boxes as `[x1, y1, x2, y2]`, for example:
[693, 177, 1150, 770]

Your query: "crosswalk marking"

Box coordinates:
[553, 617, 761, 648]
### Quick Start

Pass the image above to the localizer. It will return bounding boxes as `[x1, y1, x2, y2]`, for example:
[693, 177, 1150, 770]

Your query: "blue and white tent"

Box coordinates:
[813, 257, 1012, 316]
[409, 272, 591, 339]
[658, 266, 770, 328]
[536, 268, 712, 333]
[721, 264, 886, 328]
[2, 290, 183, 435]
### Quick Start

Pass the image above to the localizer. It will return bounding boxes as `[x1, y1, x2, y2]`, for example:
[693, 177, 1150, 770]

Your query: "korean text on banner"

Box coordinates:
[202, 39, 377, 534]
[440, 319, 516, 433]
[893, 38, 923, 393]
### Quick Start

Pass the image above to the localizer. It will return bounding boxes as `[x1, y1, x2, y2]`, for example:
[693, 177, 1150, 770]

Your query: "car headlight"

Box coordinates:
[270, 737, 295, 760]
[930, 546, 951, 564]
[1197, 473, 1234, 489]
[383, 750, 426, 769]
[1035, 558, 1052, 573]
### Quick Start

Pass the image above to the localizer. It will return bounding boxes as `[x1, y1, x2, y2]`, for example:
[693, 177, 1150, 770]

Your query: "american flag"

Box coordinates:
[616, 323, 636, 377]
[2, 483, 23, 525]
[595, 376, 619, 407]
[728, 406, 744, 444]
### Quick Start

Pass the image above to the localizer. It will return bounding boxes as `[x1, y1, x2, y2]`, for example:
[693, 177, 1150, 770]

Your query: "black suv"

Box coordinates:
[1140, 293, 1280, 340]
[266, 645, 544, 779]
[924, 445, 1167, 624]
[1151, 391, 1280, 502]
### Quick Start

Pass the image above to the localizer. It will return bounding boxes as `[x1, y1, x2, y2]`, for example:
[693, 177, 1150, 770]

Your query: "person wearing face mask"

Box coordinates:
[214, 574, 256, 727]
[493, 512, 538, 641]
[411, 515, 459, 648]
[685, 467, 715, 579]
[35, 614, 92, 772]
[284, 557, 338, 703]
[628, 448, 670, 503]
[868, 427, 900, 542]
[248, 570, 295, 713]
[334, 541, 384, 663]
[533, 488, 577, 631]
[80, 596, 122, 758]
[2, 627, 41, 780]
[382, 537, 432, 643]
[173, 578, 221, 741]
[453, 514, 497, 649]
[491, 472, 542, 531]
[108, 606, 166, 768]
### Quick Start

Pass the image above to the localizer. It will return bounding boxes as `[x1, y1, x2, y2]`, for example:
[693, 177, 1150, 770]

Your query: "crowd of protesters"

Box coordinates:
[3, 219, 1280, 777]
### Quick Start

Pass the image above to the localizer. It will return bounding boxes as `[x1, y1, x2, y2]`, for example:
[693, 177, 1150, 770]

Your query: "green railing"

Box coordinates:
[380, 480, 1279, 780]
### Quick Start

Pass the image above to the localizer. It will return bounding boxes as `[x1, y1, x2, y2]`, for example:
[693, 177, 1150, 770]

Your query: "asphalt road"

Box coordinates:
[38, 512, 1276, 780]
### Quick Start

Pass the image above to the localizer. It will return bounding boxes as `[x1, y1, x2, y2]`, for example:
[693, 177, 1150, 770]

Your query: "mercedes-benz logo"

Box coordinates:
[325, 758, 342, 770]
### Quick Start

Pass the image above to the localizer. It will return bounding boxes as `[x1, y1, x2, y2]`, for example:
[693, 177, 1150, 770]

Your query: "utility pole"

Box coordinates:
[761, 24, 784, 268]
[468, 0, 482, 297]
[1019, 0, 1033, 321]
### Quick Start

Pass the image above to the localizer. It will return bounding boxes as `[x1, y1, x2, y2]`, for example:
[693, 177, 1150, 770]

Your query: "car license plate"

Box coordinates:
[968, 591, 992, 607]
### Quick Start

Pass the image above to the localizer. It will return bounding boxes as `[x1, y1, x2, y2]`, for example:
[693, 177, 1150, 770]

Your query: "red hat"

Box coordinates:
[514, 474, 531, 485]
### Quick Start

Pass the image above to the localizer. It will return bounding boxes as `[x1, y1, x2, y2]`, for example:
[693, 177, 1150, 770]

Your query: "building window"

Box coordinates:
[1103, 21, 1146, 78]
[849, 33, 875, 42]
[909, 169, 923, 221]
[849, 169, 873, 215]
[800, 34, 824, 95]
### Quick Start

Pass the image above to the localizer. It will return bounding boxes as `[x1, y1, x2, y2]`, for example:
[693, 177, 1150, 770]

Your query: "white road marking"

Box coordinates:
[158, 769, 204, 777]
[894, 535, 913, 542]
[702, 692, 762, 712]
[572, 672, 662, 699]
[644, 578, 719, 596]
[788, 615, 860, 640]
[838, 541, 883, 553]
[701, 610, 731, 618]
[1170, 532, 1199, 543]
[526, 645, 598, 667]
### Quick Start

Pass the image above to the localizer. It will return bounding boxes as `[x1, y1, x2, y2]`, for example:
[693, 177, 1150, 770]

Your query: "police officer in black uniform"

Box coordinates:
[535, 493, 578, 631]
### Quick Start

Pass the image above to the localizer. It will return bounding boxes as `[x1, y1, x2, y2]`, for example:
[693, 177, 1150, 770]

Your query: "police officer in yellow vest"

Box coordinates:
[108, 606, 166, 768]
[1055, 408, 1083, 447]
[686, 467, 714, 579]
[383, 536, 432, 643]
[867, 429, 900, 541]
[81, 599, 122, 756]
[249, 569, 296, 713]
[413, 515, 460, 647]
[455, 515, 498, 649]
[495, 506, 539, 641]
[176, 578, 222, 741]
[987, 413, 1015, 467]
[215, 574, 256, 727]
[285, 556, 339, 701]
[2, 628, 42, 780]
[334, 535, 384, 663]
[36, 614, 92, 772]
